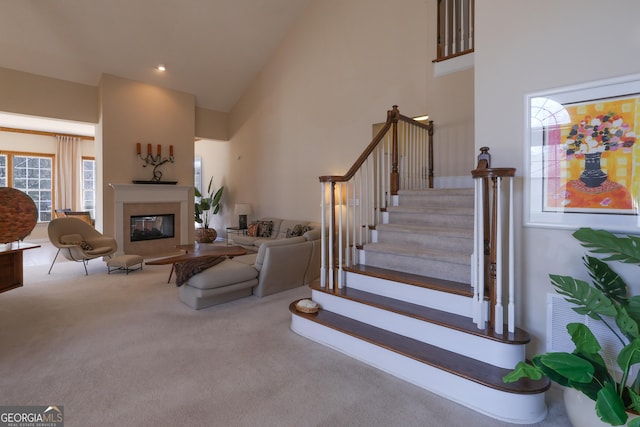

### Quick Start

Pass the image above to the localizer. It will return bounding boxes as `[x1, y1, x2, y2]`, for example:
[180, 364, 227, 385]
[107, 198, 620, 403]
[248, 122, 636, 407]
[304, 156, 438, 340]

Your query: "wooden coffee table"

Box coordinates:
[146, 244, 247, 283]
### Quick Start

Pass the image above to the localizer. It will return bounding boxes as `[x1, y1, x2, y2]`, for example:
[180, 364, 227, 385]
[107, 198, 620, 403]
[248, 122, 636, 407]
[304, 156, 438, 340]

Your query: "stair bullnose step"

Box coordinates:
[311, 284, 530, 344]
[289, 302, 550, 395]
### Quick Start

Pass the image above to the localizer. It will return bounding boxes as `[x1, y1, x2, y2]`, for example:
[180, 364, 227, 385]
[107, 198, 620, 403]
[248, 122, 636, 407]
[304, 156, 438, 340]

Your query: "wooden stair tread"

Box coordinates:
[311, 284, 530, 344]
[290, 302, 549, 395]
[345, 264, 475, 297]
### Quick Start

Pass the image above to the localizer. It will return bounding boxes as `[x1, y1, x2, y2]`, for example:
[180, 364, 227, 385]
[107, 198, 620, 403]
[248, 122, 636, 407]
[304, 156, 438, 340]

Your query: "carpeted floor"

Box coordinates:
[0, 245, 571, 427]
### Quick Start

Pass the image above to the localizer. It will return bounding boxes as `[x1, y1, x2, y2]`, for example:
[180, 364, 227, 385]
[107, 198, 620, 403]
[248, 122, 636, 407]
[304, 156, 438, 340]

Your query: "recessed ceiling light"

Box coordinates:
[157, 65, 166, 72]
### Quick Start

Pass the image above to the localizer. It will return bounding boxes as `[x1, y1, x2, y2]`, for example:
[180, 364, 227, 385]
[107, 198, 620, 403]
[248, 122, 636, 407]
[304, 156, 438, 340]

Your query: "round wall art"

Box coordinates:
[0, 187, 38, 243]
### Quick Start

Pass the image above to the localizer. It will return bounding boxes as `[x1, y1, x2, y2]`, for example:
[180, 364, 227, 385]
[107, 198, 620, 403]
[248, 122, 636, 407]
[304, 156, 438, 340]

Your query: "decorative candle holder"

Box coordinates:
[135, 143, 175, 182]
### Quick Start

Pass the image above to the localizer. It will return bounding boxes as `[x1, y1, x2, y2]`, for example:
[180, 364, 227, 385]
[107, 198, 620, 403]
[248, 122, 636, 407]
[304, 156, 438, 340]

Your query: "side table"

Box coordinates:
[0, 242, 40, 293]
[226, 227, 247, 245]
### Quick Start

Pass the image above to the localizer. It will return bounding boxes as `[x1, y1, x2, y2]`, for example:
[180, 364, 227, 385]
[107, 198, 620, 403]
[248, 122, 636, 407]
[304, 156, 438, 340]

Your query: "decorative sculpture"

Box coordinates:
[135, 143, 175, 183]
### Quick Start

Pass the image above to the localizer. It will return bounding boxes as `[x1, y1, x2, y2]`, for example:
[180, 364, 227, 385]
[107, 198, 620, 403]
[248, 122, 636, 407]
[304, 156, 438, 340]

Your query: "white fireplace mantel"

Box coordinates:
[110, 183, 191, 255]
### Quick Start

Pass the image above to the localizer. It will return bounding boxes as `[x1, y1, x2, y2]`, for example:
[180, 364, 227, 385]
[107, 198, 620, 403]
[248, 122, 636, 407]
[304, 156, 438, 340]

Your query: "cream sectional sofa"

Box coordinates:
[230, 218, 320, 252]
[179, 218, 322, 310]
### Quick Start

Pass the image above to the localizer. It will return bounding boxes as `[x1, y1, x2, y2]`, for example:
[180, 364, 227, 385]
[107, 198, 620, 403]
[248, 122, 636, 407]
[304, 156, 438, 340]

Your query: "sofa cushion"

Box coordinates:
[286, 224, 304, 238]
[276, 220, 309, 239]
[187, 259, 258, 290]
[230, 234, 260, 247]
[233, 253, 257, 266]
[303, 227, 321, 241]
[254, 236, 305, 271]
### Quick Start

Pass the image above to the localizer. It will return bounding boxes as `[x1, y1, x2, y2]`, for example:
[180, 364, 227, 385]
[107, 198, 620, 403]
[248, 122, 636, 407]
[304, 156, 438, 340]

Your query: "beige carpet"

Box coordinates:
[1, 248, 571, 427]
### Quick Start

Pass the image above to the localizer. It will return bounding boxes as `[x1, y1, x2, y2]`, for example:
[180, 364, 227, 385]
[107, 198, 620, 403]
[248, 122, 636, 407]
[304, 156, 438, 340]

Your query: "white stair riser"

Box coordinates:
[376, 230, 473, 252]
[312, 290, 524, 369]
[291, 315, 548, 425]
[346, 272, 479, 318]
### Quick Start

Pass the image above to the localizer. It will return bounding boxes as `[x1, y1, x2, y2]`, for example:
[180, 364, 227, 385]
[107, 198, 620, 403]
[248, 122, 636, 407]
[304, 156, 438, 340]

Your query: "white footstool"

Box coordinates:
[107, 254, 143, 274]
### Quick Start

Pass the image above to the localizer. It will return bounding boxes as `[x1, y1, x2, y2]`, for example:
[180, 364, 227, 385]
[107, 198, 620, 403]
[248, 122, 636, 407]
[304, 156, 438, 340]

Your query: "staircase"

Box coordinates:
[290, 188, 550, 424]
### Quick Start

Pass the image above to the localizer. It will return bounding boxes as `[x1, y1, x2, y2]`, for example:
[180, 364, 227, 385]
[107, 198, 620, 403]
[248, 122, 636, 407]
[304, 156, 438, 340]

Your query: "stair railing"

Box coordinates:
[471, 147, 516, 334]
[319, 106, 434, 291]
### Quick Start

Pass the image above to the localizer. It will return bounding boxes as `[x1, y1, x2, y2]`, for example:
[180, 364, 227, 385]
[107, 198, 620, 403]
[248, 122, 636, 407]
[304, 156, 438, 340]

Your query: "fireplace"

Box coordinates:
[110, 183, 191, 256]
[130, 214, 175, 242]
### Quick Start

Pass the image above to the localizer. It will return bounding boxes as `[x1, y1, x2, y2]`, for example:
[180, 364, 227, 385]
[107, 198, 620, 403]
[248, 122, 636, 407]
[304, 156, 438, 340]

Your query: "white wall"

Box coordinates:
[194, 139, 231, 235]
[229, 0, 436, 221]
[475, 0, 640, 352]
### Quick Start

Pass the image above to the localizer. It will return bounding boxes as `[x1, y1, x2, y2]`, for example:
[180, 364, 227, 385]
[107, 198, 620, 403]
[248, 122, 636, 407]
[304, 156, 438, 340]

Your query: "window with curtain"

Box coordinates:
[82, 158, 95, 218]
[0, 152, 54, 222]
[0, 154, 6, 187]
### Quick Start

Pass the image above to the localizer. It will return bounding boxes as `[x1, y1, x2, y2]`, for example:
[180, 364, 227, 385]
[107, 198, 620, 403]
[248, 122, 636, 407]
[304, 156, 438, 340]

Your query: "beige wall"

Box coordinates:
[98, 74, 196, 239]
[229, 0, 471, 221]
[0, 67, 98, 123]
[195, 107, 229, 141]
[475, 0, 640, 354]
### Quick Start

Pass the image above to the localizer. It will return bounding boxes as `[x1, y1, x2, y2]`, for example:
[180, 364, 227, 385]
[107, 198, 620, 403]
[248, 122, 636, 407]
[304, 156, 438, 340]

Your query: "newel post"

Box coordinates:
[389, 105, 400, 195]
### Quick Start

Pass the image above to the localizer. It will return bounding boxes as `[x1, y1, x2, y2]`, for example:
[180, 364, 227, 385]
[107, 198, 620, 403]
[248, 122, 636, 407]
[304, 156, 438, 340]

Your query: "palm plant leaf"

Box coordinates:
[596, 382, 628, 426]
[550, 274, 617, 319]
[573, 227, 640, 265]
[627, 296, 640, 327]
[583, 255, 628, 305]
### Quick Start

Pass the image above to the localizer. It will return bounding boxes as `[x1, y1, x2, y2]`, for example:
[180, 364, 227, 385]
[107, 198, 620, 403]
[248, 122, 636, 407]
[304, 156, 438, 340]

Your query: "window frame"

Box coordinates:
[82, 156, 96, 219]
[0, 150, 56, 223]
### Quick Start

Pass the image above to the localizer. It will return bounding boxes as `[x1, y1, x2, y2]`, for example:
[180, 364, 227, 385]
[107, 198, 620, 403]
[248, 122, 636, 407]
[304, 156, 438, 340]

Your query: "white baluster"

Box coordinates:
[495, 177, 503, 335]
[508, 177, 515, 333]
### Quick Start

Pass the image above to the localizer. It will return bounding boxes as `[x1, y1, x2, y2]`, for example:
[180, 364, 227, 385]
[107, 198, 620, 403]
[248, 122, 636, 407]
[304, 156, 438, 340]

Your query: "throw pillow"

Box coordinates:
[60, 234, 93, 251]
[258, 220, 274, 238]
[247, 222, 259, 237]
[286, 224, 304, 238]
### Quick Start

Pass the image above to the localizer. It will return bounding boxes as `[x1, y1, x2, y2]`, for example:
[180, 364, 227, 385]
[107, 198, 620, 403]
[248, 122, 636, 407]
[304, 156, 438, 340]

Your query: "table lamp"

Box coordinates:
[234, 203, 252, 229]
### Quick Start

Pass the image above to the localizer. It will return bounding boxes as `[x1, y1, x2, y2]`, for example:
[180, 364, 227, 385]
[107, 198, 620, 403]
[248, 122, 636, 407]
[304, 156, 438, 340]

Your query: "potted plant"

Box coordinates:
[194, 177, 223, 243]
[503, 227, 640, 426]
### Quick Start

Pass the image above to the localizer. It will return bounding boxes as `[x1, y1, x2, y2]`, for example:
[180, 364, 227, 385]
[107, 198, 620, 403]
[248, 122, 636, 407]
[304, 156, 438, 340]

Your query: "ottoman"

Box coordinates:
[107, 254, 143, 274]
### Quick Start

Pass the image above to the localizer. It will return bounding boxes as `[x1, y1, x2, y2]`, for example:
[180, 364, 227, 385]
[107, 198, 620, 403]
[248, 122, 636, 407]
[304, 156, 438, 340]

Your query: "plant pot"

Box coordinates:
[564, 387, 639, 427]
[195, 227, 217, 243]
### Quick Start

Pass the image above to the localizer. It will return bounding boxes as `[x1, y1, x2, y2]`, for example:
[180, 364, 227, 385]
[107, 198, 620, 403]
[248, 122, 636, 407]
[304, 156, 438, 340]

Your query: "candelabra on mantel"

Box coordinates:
[134, 142, 177, 184]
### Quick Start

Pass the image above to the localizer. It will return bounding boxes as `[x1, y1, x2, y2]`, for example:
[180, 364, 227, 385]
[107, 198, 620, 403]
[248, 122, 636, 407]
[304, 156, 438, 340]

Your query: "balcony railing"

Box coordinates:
[436, 0, 474, 62]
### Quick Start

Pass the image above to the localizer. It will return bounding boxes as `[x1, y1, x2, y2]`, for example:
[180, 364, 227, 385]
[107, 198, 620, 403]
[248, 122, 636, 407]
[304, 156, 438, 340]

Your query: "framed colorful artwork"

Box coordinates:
[525, 74, 640, 232]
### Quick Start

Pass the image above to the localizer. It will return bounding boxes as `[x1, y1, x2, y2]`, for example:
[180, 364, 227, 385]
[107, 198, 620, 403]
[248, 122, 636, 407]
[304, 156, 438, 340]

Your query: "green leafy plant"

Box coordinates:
[194, 177, 223, 229]
[504, 227, 640, 426]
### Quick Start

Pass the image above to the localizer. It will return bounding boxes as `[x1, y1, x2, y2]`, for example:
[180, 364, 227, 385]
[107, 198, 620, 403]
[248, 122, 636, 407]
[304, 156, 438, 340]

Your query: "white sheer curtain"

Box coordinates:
[55, 135, 82, 211]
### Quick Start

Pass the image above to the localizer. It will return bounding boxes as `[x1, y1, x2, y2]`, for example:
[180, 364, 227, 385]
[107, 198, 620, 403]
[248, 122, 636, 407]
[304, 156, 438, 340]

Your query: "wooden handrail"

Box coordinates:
[319, 107, 435, 193]
[319, 106, 398, 183]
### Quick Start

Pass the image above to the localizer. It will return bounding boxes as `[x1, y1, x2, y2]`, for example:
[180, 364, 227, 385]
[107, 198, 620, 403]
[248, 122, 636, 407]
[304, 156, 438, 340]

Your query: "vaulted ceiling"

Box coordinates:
[0, 0, 312, 113]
